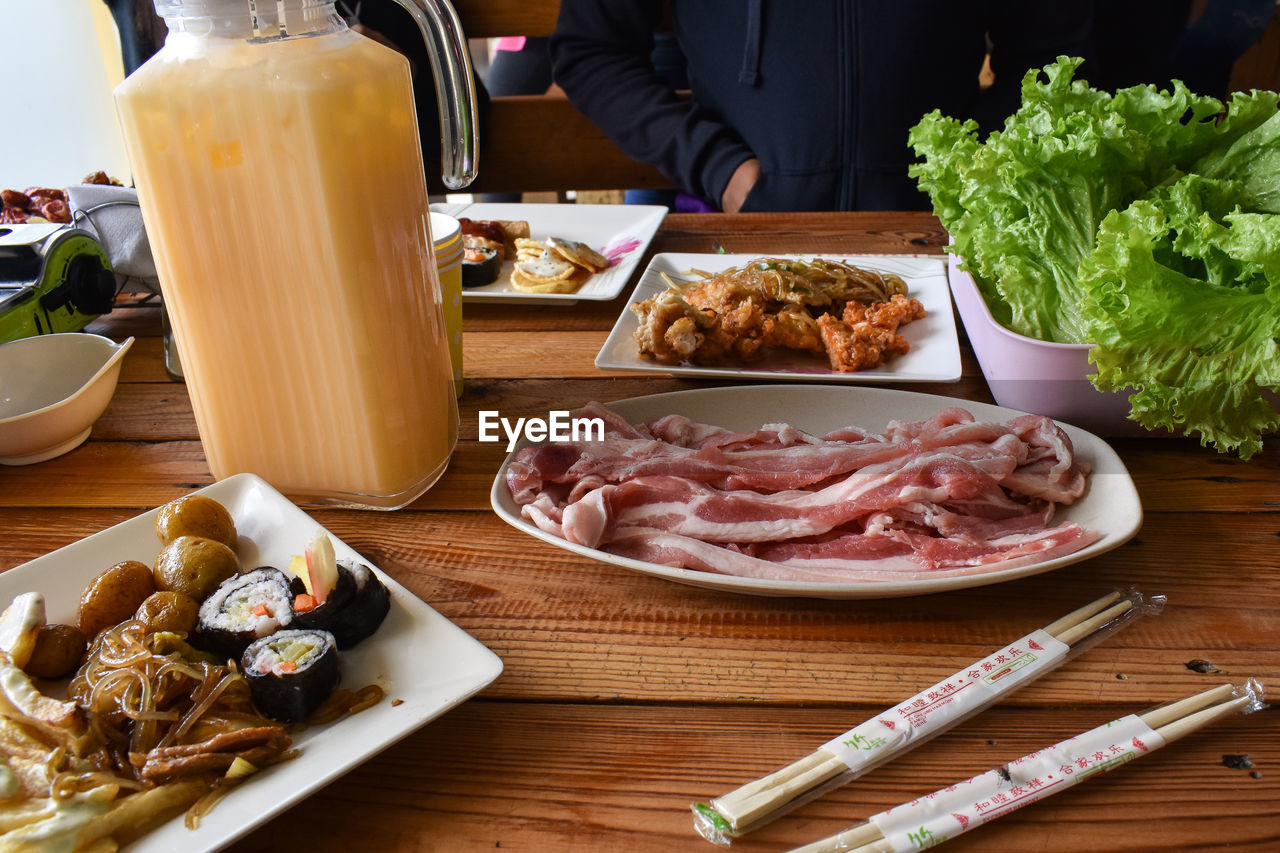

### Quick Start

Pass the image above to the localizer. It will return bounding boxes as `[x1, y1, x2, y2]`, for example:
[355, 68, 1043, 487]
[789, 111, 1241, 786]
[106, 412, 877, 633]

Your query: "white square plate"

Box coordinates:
[429, 202, 666, 303]
[0, 473, 503, 852]
[491, 385, 1142, 599]
[595, 253, 962, 382]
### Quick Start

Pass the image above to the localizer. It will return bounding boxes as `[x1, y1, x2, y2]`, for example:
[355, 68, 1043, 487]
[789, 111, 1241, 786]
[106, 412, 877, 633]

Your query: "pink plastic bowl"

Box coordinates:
[946, 254, 1145, 436]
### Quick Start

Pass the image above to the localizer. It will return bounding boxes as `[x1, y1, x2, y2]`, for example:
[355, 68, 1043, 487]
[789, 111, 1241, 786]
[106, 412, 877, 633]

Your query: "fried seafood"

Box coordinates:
[818, 293, 929, 372]
[632, 257, 925, 369]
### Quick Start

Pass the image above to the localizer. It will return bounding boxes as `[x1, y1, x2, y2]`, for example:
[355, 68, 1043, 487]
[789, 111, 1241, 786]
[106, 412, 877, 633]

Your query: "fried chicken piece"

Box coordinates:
[684, 267, 833, 310]
[684, 277, 755, 312]
[817, 314, 905, 371]
[705, 296, 767, 362]
[762, 304, 824, 354]
[632, 288, 766, 364]
[842, 293, 926, 331]
[818, 294, 926, 372]
[632, 289, 741, 364]
[632, 290, 706, 364]
[636, 271, 923, 369]
[662, 316, 704, 360]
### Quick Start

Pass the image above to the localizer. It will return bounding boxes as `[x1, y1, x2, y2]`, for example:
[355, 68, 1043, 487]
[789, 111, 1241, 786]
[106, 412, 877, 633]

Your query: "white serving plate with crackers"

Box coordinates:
[429, 201, 666, 304]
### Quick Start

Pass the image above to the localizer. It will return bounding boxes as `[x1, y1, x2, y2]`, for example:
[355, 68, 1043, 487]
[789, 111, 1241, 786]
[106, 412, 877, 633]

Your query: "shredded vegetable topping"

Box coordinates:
[664, 257, 908, 307]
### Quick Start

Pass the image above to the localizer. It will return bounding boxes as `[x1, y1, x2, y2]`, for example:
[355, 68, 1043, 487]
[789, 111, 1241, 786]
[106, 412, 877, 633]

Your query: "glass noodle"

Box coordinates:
[662, 257, 908, 305]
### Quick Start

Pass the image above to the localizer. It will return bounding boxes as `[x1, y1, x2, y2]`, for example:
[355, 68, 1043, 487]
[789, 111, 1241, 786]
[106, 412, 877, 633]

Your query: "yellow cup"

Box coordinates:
[430, 212, 464, 397]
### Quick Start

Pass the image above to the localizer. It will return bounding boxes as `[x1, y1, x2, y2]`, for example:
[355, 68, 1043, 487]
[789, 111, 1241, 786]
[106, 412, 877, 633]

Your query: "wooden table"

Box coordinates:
[2, 212, 1276, 851]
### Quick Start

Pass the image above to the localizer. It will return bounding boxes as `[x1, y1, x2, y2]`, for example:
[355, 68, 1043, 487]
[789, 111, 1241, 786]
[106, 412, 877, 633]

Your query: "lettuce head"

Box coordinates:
[909, 56, 1280, 457]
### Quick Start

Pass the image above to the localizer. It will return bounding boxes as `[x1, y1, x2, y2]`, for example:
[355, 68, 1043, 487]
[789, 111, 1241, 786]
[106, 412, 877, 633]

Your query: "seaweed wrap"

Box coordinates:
[242, 629, 340, 723]
[293, 561, 390, 649]
[192, 567, 295, 661]
[461, 245, 502, 287]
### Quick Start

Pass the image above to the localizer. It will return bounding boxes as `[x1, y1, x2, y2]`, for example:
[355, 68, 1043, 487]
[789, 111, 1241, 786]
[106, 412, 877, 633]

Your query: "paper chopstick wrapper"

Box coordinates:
[820, 627, 1067, 768]
[870, 713, 1162, 851]
[692, 588, 1164, 844]
[790, 679, 1266, 853]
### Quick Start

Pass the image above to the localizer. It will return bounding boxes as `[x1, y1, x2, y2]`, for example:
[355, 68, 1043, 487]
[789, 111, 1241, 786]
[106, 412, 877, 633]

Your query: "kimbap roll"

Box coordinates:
[242, 629, 340, 723]
[192, 567, 295, 661]
[461, 245, 502, 287]
[290, 533, 391, 649]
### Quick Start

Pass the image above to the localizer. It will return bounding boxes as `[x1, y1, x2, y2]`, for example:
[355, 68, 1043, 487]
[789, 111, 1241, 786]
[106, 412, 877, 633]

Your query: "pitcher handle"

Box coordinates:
[389, 0, 479, 190]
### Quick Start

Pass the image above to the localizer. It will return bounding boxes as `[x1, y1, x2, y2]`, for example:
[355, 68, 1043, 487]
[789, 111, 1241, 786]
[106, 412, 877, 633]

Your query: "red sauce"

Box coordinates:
[458, 217, 506, 245]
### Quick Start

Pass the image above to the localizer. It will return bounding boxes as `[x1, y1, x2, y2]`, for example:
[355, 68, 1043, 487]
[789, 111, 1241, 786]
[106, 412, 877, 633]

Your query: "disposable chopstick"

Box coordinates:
[787, 681, 1265, 853]
[1138, 682, 1236, 731]
[1155, 691, 1254, 743]
[693, 589, 1160, 844]
[1042, 589, 1124, 637]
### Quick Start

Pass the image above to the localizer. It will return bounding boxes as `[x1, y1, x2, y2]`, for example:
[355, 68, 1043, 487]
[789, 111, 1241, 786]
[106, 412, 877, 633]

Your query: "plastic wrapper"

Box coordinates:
[789, 679, 1266, 853]
[692, 588, 1164, 844]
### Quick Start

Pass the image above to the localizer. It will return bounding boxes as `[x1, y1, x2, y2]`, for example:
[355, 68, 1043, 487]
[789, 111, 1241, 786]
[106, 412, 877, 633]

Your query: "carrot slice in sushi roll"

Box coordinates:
[192, 567, 296, 661]
[243, 629, 340, 723]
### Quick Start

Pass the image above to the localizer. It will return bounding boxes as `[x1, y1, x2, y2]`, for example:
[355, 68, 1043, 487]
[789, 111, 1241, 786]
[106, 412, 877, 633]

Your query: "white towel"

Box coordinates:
[65, 184, 160, 294]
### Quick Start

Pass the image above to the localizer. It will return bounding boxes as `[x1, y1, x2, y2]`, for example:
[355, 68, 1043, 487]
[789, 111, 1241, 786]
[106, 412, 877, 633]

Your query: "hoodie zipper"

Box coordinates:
[836, 2, 854, 209]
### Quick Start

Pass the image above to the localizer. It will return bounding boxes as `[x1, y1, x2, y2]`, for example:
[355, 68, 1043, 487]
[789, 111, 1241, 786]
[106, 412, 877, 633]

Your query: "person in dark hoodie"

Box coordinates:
[549, 2, 1096, 212]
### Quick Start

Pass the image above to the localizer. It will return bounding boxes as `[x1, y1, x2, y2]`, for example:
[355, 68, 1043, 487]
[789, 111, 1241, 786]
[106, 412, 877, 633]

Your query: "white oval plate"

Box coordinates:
[0, 473, 503, 853]
[490, 385, 1141, 599]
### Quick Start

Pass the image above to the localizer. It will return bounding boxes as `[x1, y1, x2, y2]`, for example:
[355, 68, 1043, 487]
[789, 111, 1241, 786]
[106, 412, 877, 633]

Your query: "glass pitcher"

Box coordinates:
[114, 0, 477, 509]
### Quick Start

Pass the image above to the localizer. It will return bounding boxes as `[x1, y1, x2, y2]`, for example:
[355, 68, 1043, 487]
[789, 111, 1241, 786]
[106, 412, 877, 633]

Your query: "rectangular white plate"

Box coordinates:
[0, 473, 503, 853]
[595, 253, 962, 382]
[491, 385, 1142, 599]
[429, 201, 666, 303]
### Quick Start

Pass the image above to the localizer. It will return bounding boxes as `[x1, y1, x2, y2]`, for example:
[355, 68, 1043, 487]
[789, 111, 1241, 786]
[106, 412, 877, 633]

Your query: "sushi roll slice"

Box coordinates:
[192, 567, 295, 661]
[289, 533, 391, 649]
[461, 245, 502, 287]
[242, 629, 339, 723]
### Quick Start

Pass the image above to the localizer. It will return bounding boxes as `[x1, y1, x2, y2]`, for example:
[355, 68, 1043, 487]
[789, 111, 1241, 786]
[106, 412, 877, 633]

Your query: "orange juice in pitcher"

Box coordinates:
[114, 0, 478, 508]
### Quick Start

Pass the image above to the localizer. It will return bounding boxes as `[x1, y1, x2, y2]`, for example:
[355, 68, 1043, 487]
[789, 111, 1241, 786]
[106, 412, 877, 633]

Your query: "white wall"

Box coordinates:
[0, 0, 133, 189]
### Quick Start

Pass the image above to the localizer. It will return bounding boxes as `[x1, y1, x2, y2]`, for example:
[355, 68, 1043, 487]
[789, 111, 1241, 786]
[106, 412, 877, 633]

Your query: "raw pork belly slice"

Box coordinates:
[508, 403, 1097, 581]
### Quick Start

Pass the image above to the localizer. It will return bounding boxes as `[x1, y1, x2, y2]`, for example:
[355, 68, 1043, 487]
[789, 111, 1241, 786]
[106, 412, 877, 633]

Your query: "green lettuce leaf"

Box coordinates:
[1192, 89, 1280, 212]
[1079, 175, 1280, 459]
[909, 56, 1224, 343]
[910, 56, 1280, 455]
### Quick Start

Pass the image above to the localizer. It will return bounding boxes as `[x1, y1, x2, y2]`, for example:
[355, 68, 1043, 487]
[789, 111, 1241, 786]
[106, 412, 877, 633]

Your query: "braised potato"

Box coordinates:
[78, 560, 156, 638]
[153, 536, 239, 601]
[24, 624, 87, 680]
[135, 591, 200, 634]
[155, 495, 237, 550]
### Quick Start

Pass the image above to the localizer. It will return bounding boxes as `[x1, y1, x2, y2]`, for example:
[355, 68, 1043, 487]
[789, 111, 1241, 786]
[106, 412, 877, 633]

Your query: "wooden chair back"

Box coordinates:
[454, 0, 675, 196]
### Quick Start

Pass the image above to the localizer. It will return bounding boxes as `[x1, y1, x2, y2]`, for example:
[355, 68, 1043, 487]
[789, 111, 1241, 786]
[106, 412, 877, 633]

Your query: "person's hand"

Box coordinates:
[720, 158, 760, 213]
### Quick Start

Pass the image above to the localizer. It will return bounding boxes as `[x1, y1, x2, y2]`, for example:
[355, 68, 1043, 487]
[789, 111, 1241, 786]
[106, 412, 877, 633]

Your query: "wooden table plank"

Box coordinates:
[3, 503, 1272, 709]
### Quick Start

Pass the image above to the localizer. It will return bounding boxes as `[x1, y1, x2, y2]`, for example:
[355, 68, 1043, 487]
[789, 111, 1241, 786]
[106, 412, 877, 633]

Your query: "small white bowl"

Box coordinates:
[946, 254, 1147, 436]
[0, 333, 134, 465]
[949, 255, 1280, 436]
